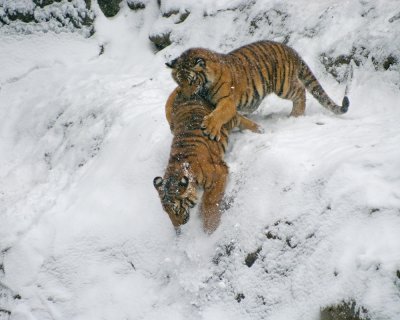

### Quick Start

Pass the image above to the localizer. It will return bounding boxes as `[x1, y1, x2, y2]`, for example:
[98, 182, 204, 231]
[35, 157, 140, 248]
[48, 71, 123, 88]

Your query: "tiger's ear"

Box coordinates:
[179, 176, 189, 188]
[166, 58, 178, 69]
[153, 176, 163, 189]
[195, 58, 205, 68]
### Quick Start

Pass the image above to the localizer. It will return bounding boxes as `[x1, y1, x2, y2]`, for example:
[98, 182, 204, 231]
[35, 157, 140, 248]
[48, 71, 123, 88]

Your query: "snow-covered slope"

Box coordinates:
[1, 1, 400, 320]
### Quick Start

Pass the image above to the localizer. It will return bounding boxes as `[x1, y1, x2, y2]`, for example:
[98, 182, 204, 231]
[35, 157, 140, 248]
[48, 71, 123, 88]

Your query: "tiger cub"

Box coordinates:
[153, 94, 261, 233]
[165, 40, 349, 141]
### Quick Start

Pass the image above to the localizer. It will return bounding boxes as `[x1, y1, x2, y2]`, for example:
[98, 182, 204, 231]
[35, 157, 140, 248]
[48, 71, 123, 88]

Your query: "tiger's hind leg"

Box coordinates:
[200, 165, 228, 233]
[165, 87, 180, 130]
[289, 84, 306, 117]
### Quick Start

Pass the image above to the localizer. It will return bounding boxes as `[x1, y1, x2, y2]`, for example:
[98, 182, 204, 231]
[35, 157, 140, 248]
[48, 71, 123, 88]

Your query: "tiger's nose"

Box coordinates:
[173, 201, 180, 214]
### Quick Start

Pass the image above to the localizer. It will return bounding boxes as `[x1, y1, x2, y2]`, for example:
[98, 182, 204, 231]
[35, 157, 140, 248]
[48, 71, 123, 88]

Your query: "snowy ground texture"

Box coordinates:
[1, 1, 400, 319]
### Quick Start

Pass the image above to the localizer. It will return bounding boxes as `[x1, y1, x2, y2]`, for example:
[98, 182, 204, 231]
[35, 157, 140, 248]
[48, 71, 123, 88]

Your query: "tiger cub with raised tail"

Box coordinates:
[165, 40, 349, 141]
[153, 94, 261, 233]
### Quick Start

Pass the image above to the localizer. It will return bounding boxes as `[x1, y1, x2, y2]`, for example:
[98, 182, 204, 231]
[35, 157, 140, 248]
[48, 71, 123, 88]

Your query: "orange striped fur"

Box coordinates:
[154, 94, 261, 233]
[166, 40, 349, 140]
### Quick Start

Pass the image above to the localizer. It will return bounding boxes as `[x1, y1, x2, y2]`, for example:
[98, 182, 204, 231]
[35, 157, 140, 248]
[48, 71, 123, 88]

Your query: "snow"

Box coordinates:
[0, 0, 35, 15]
[0, 0, 93, 36]
[1, 1, 400, 320]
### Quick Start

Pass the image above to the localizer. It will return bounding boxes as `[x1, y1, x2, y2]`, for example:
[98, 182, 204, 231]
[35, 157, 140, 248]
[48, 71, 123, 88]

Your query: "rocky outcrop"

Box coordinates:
[0, 0, 94, 36]
[97, 0, 122, 17]
[320, 300, 370, 320]
[127, 0, 147, 11]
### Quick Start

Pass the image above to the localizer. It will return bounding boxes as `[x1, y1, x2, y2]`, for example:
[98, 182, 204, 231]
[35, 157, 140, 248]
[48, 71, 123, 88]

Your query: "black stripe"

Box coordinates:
[237, 51, 260, 105]
[276, 45, 288, 96]
[266, 46, 279, 93]
[282, 54, 294, 98]
[173, 137, 215, 154]
[272, 44, 285, 94]
[241, 91, 249, 109]
[210, 70, 223, 97]
[252, 44, 272, 94]
[304, 77, 315, 88]
[245, 46, 268, 98]
[174, 131, 201, 138]
[210, 80, 225, 99]
[256, 45, 273, 93]
[215, 94, 231, 104]
[237, 53, 253, 100]
[269, 45, 284, 95]
[257, 44, 278, 92]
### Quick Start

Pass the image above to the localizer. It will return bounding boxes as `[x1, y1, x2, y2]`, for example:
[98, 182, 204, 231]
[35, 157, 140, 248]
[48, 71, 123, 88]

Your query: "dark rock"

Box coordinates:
[80, 11, 95, 28]
[127, 0, 146, 11]
[0, 309, 11, 316]
[286, 237, 297, 249]
[321, 47, 399, 82]
[212, 242, 235, 265]
[33, 0, 55, 7]
[84, 0, 91, 9]
[389, 12, 400, 23]
[162, 10, 190, 24]
[98, 0, 122, 17]
[235, 293, 245, 303]
[149, 32, 172, 51]
[320, 300, 370, 320]
[245, 247, 262, 267]
[265, 230, 279, 240]
[334, 270, 339, 277]
[383, 55, 398, 70]
[99, 44, 105, 56]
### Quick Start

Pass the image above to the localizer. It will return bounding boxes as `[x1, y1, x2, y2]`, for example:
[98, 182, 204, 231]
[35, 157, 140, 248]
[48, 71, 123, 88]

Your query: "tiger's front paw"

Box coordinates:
[201, 115, 222, 141]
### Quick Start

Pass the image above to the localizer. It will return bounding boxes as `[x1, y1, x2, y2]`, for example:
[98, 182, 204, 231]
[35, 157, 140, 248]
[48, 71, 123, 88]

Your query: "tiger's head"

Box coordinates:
[153, 174, 198, 230]
[166, 48, 221, 97]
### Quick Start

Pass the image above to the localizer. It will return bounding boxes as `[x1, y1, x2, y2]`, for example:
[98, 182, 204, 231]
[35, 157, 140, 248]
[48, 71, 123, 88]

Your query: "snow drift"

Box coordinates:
[1, 1, 400, 319]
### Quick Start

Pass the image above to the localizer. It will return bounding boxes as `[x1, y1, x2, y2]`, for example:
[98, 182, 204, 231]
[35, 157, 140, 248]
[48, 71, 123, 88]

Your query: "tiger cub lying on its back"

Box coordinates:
[153, 94, 261, 233]
[165, 40, 349, 141]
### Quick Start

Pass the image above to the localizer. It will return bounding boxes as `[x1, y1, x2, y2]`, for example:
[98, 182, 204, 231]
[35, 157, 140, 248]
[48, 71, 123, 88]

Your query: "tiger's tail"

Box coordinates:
[298, 60, 349, 114]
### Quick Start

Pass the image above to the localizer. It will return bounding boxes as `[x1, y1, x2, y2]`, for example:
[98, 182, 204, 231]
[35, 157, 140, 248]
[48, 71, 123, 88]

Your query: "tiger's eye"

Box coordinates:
[179, 176, 189, 187]
[195, 58, 205, 68]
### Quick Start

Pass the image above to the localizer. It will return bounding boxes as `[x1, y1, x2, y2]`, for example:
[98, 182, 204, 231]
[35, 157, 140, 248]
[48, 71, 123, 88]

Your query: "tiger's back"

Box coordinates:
[165, 40, 349, 141]
[226, 40, 348, 114]
[227, 40, 302, 112]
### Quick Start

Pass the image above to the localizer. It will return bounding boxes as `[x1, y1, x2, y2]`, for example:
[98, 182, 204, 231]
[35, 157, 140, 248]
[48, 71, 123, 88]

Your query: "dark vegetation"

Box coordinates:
[97, 0, 122, 17]
[320, 300, 370, 320]
[0, 0, 94, 34]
